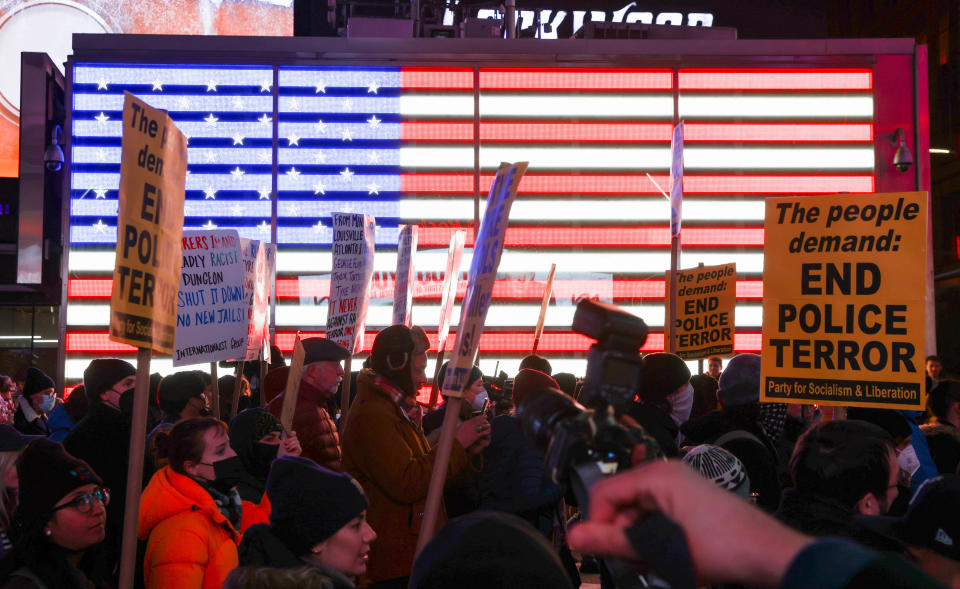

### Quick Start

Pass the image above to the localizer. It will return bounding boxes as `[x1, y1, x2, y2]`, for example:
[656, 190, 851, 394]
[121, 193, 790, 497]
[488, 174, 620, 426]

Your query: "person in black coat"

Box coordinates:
[13, 367, 55, 437]
[62, 358, 136, 582]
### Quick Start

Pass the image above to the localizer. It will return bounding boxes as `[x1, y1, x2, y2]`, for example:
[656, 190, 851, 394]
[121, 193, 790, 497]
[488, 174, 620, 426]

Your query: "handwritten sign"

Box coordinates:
[436, 231, 466, 353]
[173, 230, 247, 366]
[327, 213, 376, 354]
[393, 225, 418, 327]
[109, 93, 187, 354]
[666, 263, 736, 360]
[442, 163, 527, 397]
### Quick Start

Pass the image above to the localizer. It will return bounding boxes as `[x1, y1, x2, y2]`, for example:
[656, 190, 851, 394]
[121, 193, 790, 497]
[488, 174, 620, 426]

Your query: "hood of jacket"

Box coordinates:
[920, 420, 960, 443]
[139, 466, 237, 542]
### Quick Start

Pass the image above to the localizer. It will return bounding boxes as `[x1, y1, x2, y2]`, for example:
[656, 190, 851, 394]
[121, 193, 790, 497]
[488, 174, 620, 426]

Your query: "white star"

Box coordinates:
[204, 150, 217, 163]
[230, 166, 245, 178]
[92, 219, 108, 235]
[367, 151, 380, 164]
[286, 167, 301, 178]
[232, 97, 245, 110]
[367, 182, 380, 195]
[288, 204, 301, 216]
[94, 188, 107, 199]
[367, 115, 381, 128]
[314, 151, 326, 163]
[95, 112, 109, 125]
[261, 80, 272, 92]
[313, 182, 326, 195]
[259, 189, 271, 200]
[95, 149, 107, 162]
[231, 205, 244, 216]
[259, 151, 271, 163]
[315, 81, 326, 93]
[152, 79, 163, 91]
[203, 220, 218, 230]
[204, 188, 217, 200]
[367, 81, 380, 94]
[206, 80, 217, 92]
[314, 119, 327, 134]
[232, 134, 245, 146]
[178, 97, 191, 109]
[340, 167, 354, 181]
[313, 219, 324, 233]
[287, 97, 300, 111]
[258, 221, 270, 233]
[96, 77, 108, 90]
[204, 113, 219, 126]
[342, 98, 354, 110]
[341, 128, 353, 142]
[287, 134, 300, 146]
[258, 113, 272, 126]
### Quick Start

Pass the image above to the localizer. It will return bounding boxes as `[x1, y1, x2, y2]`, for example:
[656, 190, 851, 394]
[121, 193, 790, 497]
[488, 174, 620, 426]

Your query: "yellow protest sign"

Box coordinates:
[761, 192, 927, 410]
[109, 93, 187, 354]
[666, 263, 736, 360]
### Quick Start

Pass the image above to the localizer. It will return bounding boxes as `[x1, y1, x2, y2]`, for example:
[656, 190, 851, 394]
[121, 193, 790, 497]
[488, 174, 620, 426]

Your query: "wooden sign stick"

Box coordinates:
[280, 338, 306, 432]
[230, 360, 245, 420]
[532, 263, 557, 354]
[209, 362, 220, 419]
[427, 348, 447, 409]
[118, 347, 152, 589]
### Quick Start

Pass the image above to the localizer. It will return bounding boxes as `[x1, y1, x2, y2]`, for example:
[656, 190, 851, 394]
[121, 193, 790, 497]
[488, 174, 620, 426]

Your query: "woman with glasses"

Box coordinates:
[0, 439, 110, 588]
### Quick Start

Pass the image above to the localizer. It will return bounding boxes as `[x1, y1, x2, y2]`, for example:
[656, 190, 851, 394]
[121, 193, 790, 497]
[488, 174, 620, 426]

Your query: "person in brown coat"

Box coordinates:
[341, 325, 491, 589]
[267, 338, 349, 472]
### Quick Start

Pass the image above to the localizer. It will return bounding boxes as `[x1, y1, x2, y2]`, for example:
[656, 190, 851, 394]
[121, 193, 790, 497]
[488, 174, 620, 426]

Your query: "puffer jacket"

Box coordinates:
[341, 370, 473, 586]
[138, 467, 241, 589]
[266, 381, 341, 471]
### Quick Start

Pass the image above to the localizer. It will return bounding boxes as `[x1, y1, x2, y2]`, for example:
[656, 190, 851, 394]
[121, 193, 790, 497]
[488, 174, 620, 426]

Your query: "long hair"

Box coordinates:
[0, 451, 19, 530]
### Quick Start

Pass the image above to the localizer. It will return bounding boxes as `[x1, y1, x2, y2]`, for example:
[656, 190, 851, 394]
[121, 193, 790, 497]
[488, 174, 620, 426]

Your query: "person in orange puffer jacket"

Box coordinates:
[139, 417, 270, 589]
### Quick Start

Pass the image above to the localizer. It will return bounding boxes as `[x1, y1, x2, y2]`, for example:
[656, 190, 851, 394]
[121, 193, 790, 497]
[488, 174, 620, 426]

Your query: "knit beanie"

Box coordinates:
[682, 444, 751, 500]
[717, 353, 762, 408]
[15, 439, 103, 530]
[638, 353, 691, 405]
[370, 325, 417, 397]
[512, 369, 559, 408]
[22, 367, 54, 398]
[437, 361, 483, 395]
[158, 371, 207, 416]
[267, 456, 368, 556]
[83, 358, 136, 405]
[230, 408, 284, 479]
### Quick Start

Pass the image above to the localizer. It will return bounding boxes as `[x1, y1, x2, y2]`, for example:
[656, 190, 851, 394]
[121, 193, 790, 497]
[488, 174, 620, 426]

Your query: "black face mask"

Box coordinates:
[118, 388, 136, 416]
[250, 442, 280, 478]
[201, 455, 246, 494]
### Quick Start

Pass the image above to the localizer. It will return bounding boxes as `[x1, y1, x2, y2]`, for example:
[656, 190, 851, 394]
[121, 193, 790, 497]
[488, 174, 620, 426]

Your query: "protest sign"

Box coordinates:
[239, 239, 271, 362]
[109, 92, 187, 355]
[280, 337, 306, 432]
[327, 213, 376, 354]
[665, 263, 736, 360]
[173, 230, 247, 366]
[428, 230, 465, 407]
[393, 225, 418, 327]
[532, 263, 557, 353]
[761, 192, 927, 410]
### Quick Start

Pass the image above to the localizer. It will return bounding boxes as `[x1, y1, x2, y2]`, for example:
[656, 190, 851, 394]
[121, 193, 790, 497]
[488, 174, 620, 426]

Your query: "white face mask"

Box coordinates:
[897, 444, 921, 478]
[667, 382, 694, 426]
[470, 391, 489, 412]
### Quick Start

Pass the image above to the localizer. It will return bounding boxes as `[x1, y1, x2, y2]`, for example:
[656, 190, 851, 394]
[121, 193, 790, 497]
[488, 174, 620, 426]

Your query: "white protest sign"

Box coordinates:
[236, 238, 267, 361]
[393, 225, 419, 327]
[436, 230, 466, 353]
[442, 163, 527, 397]
[670, 121, 684, 238]
[327, 213, 376, 354]
[173, 229, 247, 366]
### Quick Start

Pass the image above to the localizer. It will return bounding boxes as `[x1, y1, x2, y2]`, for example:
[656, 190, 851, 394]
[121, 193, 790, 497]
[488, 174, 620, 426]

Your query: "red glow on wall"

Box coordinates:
[679, 69, 873, 91]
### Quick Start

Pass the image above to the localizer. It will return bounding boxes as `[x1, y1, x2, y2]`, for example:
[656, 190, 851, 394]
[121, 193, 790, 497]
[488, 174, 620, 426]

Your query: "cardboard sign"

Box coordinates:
[761, 192, 927, 409]
[173, 230, 247, 366]
[393, 225, 419, 327]
[436, 231, 466, 353]
[110, 93, 187, 354]
[666, 263, 736, 360]
[442, 162, 527, 397]
[245, 241, 272, 361]
[327, 213, 376, 354]
[669, 121, 684, 238]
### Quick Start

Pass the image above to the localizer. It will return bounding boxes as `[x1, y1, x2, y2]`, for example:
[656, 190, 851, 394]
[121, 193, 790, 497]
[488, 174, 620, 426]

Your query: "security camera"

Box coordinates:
[890, 128, 913, 173]
[44, 124, 64, 172]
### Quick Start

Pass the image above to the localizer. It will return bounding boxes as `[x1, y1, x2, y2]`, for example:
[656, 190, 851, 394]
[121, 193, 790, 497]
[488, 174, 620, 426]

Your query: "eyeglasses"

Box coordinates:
[51, 488, 110, 514]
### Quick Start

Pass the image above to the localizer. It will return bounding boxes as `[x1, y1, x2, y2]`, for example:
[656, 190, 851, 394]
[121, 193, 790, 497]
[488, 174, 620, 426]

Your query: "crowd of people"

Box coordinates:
[0, 338, 957, 588]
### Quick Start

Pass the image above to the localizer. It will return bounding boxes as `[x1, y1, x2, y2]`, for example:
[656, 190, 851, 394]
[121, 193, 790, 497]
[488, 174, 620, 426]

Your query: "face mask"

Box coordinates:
[667, 382, 694, 426]
[470, 391, 489, 413]
[38, 395, 56, 413]
[201, 455, 246, 494]
[250, 442, 280, 476]
[897, 444, 921, 478]
[118, 388, 136, 415]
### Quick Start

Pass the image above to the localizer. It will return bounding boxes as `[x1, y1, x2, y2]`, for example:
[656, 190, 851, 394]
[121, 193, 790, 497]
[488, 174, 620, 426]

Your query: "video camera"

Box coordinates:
[481, 370, 513, 415]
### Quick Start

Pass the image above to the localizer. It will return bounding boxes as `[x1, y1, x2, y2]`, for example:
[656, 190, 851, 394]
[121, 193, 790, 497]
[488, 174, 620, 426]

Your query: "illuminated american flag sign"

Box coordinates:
[65, 61, 875, 383]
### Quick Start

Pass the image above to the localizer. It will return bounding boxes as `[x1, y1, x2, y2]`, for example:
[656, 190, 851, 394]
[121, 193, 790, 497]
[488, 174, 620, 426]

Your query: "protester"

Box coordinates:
[707, 355, 723, 381]
[267, 337, 349, 471]
[926, 355, 945, 390]
[921, 380, 960, 474]
[567, 460, 942, 589]
[0, 377, 16, 426]
[409, 511, 573, 589]
[627, 352, 691, 457]
[225, 566, 346, 589]
[0, 439, 110, 588]
[776, 420, 907, 554]
[219, 374, 253, 418]
[680, 353, 781, 511]
[0, 426, 41, 559]
[261, 366, 289, 407]
[238, 456, 375, 588]
[146, 370, 211, 474]
[139, 417, 264, 589]
[13, 367, 55, 437]
[518, 354, 552, 376]
[341, 325, 489, 587]
[61, 358, 136, 579]
[688, 373, 719, 420]
[229, 408, 301, 502]
[552, 373, 577, 399]
[47, 386, 88, 443]
[682, 444, 752, 501]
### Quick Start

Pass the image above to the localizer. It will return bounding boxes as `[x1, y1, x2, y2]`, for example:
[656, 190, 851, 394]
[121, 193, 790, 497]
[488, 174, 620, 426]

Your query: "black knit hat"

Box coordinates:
[638, 353, 691, 404]
[302, 337, 350, 364]
[717, 353, 762, 408]
[437, 361, 482, 395]
[158, 371, 207, 416]
[83, 358, 136, 404]
[266, 456, 368, 556]
[15, 439, 102, 529]
[22, 367, 54, 399]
